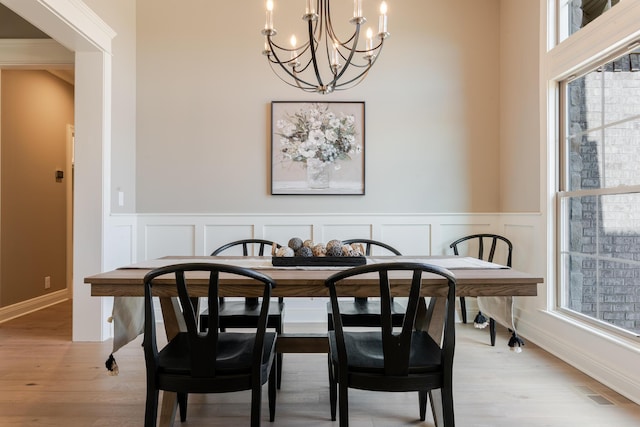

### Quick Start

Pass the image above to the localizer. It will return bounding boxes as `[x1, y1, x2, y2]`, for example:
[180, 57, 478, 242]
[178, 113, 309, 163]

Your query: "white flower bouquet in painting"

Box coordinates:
[275, 103, 362, 189]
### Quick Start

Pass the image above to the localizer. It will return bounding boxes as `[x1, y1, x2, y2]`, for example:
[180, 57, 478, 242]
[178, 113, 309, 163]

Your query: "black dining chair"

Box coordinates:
[325, 262, 457, 426]
[199, 239, 285, 388]
[142, 263, 277, 427]
[449, 233, 513, 346]
[326, 239, 405, 330]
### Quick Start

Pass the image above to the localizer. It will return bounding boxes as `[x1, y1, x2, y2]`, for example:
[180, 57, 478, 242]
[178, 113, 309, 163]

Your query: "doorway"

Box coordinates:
[0, 69, 74, 310]
[0, 0, 114, 341]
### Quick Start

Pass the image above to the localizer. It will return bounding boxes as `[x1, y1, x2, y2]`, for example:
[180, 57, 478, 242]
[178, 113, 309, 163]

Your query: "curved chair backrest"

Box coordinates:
[143, 263, 275, 378]
[211, 239, 283, 305]
[342, 239, 402, 256]
[325, 262, 456, 376]
[449, 233, 512, 267]
[211, 239, 281, 256]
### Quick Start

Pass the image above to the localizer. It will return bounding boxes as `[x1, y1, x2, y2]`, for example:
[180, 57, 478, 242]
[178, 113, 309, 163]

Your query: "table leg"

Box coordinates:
[160, 297, 186, 340]
[157, 297, 185, 427]
[429, 390, 444, 427]
[159, 391, 178, 426]
[416, 297, 447, 427]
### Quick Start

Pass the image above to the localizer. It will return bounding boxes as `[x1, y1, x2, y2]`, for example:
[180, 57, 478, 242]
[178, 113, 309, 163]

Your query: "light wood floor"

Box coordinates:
[1, 300, 640, 426]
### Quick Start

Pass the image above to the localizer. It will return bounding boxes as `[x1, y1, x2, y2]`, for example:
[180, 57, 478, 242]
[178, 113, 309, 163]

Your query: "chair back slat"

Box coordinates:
[326, 262, 456, 377]
[210, 239, 282, 306]
[342, 238, 402, 256]
[341, 239, 402, 305]
[211, 239, 280, 257]
[449, 233, 513, 267]
[175, 271, 199, 338]
[143, 263, 275, 379]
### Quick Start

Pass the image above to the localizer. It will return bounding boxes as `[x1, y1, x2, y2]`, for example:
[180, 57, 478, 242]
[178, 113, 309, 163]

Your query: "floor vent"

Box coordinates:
[575, 385, 614, 405]
[587, 394, 614, 405]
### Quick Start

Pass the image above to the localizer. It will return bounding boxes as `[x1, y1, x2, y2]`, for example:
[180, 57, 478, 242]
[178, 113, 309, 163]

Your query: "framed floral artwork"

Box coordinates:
[270, 101, 365, 195]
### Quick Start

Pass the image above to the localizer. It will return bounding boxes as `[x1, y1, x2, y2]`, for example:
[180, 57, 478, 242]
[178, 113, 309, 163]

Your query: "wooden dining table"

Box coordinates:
[85, 255, 542, 427]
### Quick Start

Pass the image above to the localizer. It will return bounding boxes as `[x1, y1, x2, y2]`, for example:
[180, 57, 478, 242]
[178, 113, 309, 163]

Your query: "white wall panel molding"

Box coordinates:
[98, 212, 544, 324]
[134, 212, 525, 260]
[105, 214, 136, 270]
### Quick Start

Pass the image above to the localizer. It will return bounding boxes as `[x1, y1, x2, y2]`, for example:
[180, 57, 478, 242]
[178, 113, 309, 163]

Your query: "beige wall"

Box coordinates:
[0, 70, 74, 306]
[499, 0, 540, 212]
[131, 0, 528, 214]
[79, 0, 540, 215]
[83, 0, 137, 214]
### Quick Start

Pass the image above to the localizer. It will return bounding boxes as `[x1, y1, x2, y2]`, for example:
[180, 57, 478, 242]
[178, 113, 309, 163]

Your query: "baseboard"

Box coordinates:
[0, 289, 70, 324]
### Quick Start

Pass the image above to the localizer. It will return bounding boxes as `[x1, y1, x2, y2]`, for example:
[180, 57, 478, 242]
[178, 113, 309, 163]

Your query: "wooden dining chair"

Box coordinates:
[326, 239, 405, 330]
[199, 239, 285, 388]
[449, 233, 513, 346]
[325, 262, 457, 426]
[142, 263, 277, 427]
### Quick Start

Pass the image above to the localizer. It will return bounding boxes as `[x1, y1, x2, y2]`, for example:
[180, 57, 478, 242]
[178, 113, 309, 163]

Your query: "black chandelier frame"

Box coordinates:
[262, 0, 389, 94]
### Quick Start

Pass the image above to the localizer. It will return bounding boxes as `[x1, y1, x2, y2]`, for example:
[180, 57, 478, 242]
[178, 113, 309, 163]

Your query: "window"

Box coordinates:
[559, 48, 640, 336]
[558, 0, 620, 43]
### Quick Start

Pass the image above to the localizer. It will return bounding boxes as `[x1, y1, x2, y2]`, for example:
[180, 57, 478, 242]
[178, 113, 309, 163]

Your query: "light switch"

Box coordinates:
[118, 191, 124, 207]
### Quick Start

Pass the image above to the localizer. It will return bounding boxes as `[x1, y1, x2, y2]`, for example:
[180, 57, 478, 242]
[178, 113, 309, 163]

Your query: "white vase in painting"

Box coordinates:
[306, 158, 331, 189]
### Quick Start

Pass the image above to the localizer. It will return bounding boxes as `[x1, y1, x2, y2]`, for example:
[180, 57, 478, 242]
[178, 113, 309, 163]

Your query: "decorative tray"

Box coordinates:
[271, 256, 367, 267]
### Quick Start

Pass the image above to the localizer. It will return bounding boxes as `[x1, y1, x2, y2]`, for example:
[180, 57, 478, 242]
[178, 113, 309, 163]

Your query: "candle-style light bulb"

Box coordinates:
[263, 36, 271, 55]
[366, 28, 373, 51]
[265, 0, 274, 31]
[379, 1, 388, 35]
[306, 0, 315, 15]
[331, 42, 340, 67]
[290, 35, 297, 61]
[354, 0, 363, 19]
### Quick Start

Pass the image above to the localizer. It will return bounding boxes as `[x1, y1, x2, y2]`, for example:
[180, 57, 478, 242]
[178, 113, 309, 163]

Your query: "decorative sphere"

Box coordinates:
[341, 245, 353, 256]
[326, 246, 343, 257]
[288, 237, 304, 251]
[349, 243, 365, 256]
[303, 239, 314, 248]
[312, 244, 327, 257]
[326, 239, 342, 251]
[295, 246, 313, 257]
[276, 246, 295, 257]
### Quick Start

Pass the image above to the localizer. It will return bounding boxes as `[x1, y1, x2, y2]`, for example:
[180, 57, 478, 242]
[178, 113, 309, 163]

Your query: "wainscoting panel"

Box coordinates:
[320, 223, 372, 243]
[204, 224, 255, 255]
[104, 220, 135, 271]
[263, 224, 314, 248]
[504, 222, 538, 273]
[143, 224, 196, 259]
[380, 223, 431, 255]
[437, 221, 494, 257]
[112, 213, 544, 323]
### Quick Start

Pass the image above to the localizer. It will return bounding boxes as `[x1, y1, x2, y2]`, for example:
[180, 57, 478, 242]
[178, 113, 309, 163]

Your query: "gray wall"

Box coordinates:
[130, 0, 537, 214]
[80, 0, 540, 216]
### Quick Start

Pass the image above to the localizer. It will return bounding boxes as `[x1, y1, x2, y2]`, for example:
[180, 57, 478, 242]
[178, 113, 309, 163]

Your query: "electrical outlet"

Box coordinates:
[44, 276, 51, 289]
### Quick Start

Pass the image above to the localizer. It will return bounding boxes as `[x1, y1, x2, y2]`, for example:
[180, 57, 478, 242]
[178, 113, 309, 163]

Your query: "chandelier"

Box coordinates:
[261, 0, 390, 94]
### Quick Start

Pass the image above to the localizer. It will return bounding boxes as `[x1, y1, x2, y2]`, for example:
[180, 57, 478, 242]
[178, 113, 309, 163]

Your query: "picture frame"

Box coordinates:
[270, 101, 365, 195]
